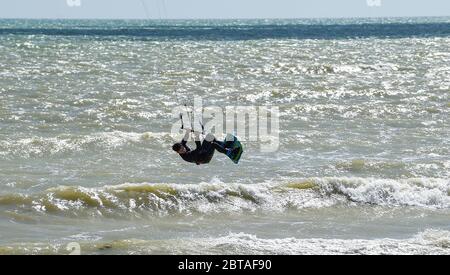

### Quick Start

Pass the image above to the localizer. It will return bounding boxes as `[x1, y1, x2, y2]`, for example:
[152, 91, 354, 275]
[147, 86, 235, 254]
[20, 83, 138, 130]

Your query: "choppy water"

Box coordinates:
[0, 18, 449, 255]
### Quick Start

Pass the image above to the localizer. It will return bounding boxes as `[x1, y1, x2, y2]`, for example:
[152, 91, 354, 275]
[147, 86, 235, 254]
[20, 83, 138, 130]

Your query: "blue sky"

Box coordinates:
[0, 0, 449, 19]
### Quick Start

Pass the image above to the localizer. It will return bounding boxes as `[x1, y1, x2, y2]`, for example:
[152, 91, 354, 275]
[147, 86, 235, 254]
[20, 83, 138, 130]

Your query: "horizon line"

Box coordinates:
[0, 15, 449, 21]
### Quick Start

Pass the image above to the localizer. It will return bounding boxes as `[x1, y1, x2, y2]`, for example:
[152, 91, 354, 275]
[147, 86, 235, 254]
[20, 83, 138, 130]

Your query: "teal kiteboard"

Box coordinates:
[224, 135, 244, 164]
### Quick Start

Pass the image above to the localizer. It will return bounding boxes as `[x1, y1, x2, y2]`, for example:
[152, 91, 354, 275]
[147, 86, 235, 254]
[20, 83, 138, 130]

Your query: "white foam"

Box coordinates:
[187, 230, 450, 255]
[314, 177, 450, 209]
[11, 177, 448, 218]
[3, 229, 448, 255]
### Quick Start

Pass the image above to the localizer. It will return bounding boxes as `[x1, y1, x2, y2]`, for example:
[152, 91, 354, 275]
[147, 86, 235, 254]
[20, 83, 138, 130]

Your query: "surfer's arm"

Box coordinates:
[193, 132, 202, 149]
[181, 130, 190, 146]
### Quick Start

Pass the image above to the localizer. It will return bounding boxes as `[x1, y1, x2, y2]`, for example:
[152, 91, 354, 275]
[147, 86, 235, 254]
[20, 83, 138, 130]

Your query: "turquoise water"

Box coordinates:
[0, 18, 449, 255]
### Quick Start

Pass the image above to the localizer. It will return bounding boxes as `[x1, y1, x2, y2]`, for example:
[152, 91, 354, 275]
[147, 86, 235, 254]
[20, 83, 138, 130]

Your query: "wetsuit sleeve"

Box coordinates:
[194, 132, 202, 149]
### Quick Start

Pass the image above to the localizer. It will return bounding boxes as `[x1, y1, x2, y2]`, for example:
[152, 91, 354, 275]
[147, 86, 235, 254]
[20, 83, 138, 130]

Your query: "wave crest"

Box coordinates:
[1, 177, 448, 217]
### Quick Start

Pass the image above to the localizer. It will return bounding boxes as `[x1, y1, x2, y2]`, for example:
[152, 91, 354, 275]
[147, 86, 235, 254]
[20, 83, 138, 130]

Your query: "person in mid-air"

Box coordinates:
[172, 130, 237, 165]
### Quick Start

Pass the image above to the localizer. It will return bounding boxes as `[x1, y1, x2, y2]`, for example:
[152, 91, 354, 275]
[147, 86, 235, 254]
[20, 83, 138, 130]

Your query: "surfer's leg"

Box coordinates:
[199, 140, 215, 163]
[202, 133, 229, 155]
[212, 141, 228, 154]
[203, 133, 227, 154]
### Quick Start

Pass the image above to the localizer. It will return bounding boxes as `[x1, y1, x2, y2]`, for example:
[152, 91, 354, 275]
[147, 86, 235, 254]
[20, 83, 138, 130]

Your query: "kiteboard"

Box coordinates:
[224, 135, 243, 164]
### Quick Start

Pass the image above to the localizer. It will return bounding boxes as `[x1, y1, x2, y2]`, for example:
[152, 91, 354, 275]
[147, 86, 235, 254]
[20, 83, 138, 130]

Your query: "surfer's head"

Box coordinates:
[172, 143, 187, 154]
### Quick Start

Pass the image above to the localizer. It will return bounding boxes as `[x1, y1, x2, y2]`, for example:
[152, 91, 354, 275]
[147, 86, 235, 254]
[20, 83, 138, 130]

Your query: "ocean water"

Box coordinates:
[0, 18, 449, 255]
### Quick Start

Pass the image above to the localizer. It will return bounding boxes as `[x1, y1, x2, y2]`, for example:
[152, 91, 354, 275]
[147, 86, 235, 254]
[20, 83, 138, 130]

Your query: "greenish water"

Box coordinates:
[0, 18, 449, 255]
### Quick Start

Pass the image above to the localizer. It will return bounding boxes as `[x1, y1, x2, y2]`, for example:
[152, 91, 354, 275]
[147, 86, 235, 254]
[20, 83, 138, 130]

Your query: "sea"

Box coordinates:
[0, 17, 449, 255]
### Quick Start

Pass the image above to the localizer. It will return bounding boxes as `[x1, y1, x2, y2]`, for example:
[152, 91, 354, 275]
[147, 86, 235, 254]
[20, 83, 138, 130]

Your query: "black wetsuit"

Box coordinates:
[180, 138, 227, 165]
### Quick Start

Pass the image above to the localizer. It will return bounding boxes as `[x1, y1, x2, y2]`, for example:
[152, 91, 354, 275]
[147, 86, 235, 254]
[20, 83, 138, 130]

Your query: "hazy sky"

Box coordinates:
[0, 0, 449, 19]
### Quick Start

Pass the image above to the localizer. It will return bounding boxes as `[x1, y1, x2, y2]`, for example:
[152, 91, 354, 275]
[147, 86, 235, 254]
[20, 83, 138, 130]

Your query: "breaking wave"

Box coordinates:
[1, 177, 448, 217]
